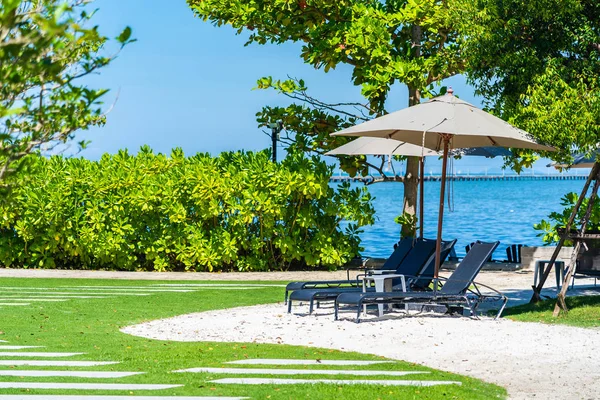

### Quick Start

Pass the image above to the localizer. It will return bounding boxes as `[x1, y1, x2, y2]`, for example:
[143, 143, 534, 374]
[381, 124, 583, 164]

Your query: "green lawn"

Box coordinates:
[504, 295, 600, 328]
[0, 277, 506, 399]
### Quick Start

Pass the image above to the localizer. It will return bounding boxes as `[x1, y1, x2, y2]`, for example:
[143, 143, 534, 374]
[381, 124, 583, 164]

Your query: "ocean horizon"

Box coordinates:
[355, 179, 586, 259]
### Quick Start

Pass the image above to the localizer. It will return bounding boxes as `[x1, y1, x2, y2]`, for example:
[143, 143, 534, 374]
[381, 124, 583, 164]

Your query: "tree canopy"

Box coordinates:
[460, 0, 600, 165]
[0, 0, 133, 187]
[189, 0, 467, 236]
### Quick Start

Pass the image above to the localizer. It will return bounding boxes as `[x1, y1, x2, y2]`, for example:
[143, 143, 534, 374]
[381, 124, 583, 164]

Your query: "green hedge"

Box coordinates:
[0, 147, 374, 271]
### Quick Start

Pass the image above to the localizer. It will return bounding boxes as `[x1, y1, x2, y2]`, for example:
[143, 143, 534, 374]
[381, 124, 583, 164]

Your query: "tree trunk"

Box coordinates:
[401, 24, 422, 238]
[401, 156, 419, 237]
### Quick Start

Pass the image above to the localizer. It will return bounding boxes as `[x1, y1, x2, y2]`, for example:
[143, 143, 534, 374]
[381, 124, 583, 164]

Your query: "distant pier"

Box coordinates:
[329, 175, 588, 183]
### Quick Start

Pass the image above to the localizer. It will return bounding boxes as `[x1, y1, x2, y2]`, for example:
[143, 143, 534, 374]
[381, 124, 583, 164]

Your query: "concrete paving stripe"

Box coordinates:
[0, 298, 68, 302]
[0, 382, 182, 390]
[64, 286, 205, 290]
[58, 288, 195, 293]
[0, 303, 29, 306]
[153, 284, 286, 287]
[0, 295, 110, 299]
[227, 359, 393, 366]
[0, 346, 43, 350]
[0, 352, 84, 357]
[0, 360, 118, 367]
[210, 378, 461, 386]
[0, 370, 143, 378]
[0, 291, 149, 296]
[65, 287, 258, 291]
[0, 396, 248, 400]
[177, 367, 429, 377]
[0, 287, 181, 293]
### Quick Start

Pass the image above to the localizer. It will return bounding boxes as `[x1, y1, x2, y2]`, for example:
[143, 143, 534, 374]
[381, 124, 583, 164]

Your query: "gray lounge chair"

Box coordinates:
[287, 238, 451, 314]
[334, 241, 507, 322]
[284, 237, 415, 304]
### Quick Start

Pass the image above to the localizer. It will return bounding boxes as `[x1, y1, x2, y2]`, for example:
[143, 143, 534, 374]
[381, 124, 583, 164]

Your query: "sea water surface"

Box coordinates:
[356, 179, 586, 259]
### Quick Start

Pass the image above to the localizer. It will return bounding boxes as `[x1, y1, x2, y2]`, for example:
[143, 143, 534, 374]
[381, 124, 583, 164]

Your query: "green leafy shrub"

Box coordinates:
[0, 148, 374, 271]
[534, 192, 600, 245]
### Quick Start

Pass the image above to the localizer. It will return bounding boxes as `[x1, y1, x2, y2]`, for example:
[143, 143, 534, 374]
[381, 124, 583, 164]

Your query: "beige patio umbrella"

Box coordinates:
[548, 151, 599, 169]
[327, 137, 439, 239]
[332, 90, 555, 277]
[327, 137, 513, 241]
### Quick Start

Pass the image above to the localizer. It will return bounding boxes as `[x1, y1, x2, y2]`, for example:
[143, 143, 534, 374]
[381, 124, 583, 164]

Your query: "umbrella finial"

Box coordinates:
[447, 87, 454, 96]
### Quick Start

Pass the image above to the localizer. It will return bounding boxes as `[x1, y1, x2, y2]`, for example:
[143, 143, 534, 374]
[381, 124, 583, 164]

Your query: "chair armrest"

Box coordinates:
[345, 258, 369, 280]
[469, 281, 506, 299]
[368, 269, 398, 275]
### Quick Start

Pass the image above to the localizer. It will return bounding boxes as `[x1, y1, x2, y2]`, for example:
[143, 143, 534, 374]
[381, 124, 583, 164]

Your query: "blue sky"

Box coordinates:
[77, 0, 563, 175]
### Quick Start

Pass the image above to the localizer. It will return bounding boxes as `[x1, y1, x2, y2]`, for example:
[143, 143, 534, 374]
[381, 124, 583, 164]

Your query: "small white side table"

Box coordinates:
[359, 274, 407, 317]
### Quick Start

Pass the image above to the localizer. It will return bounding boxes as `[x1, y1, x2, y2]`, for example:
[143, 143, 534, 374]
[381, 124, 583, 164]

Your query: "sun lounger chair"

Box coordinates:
[409, 239, 457, 291]
[284, 237, 415, 304]
[465, 241, 493, 262]
[334, 241, 507, 322]
[505, 244, 523, 263]
[287, 238, 450, 314]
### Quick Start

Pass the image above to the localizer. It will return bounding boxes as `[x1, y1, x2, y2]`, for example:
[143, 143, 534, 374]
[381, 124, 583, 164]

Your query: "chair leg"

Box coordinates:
[284, 291, 288, 305]
[334, 301, 339, 320]
[309, 299, 314, 314]
[471, 300, 481, 319]
[287, 299, 292, 313]
[496, 297, 508, 320]
[465, 297, 477, 318]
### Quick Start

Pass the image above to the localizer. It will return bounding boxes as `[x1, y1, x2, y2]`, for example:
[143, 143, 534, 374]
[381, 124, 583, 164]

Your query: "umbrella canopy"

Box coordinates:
[327, 137, 513, 158]
[332, 93, 554, 152]
[332, 90, 554, 278]
[327, 138, 513, 238]
[456, 147, 513, 158]
[326, 137, 439, 157]
[548, 151, 598, 169]
[327, 137, 438, 239]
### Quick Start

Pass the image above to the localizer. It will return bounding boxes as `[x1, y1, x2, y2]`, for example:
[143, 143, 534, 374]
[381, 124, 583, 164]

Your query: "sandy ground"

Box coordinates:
[4, 267, 600, 399]
[122, 300, 600, 400]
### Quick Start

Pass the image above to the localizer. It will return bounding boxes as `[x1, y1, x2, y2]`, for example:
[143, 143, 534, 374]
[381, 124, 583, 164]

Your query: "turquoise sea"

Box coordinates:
[357, 179, 586, 259]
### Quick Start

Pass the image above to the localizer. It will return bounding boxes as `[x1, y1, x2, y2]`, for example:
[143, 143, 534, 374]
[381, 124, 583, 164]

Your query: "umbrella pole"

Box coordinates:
[419, 157, 424, 239]
[434, 136, 451, 278]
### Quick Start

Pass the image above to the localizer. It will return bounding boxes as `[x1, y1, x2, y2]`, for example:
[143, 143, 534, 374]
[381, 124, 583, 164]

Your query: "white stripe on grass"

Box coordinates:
[0, 299, 68, 302]
[0, 352, 83, 357]
[0, 287, 189, 293]
[0, 303, 29, 306]
[0, 382, 182, 390]
[64, 287, 259, 291]
[0, 346, 43, 350]
[209, 378, 461, 386]
[0, 370, 143, 378]
[57, 288, 195, 293]
[176, 367, 429, 377]
[0, 295, 110, 299]
[153, 284, 286, 287]
[227, 359, 393, 366]
[0, 396, 248, 400]
[0, 291, 150, 296]
[0, 360, 118, 367]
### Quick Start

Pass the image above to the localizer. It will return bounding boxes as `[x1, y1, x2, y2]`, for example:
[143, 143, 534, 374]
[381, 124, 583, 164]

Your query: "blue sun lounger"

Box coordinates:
[334, 241, 507, 322]
[284, 237, 416, 304]
[287, 238, 456, 314]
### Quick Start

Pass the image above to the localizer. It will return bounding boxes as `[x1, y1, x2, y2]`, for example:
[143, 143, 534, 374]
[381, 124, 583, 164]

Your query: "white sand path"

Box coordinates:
[122, 302, 600, 400]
